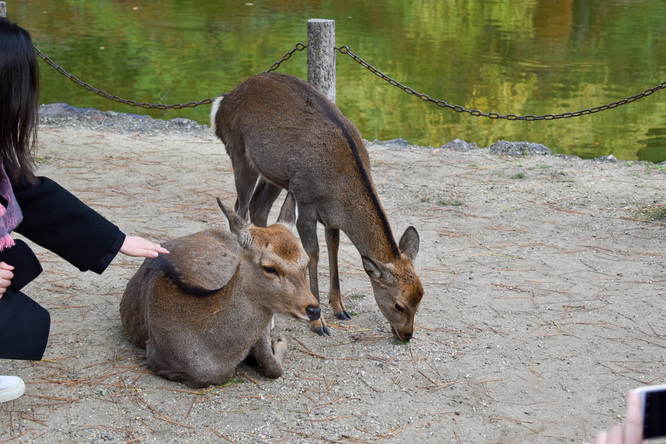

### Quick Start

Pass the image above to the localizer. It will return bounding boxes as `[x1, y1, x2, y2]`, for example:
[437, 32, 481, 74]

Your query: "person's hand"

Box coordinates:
[592, 391, 646, 444]
[0, 262, 14, 299]
[120, 236, 169, 258]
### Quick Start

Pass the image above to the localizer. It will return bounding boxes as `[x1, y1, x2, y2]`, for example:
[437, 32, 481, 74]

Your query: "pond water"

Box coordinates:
[9, 0, 666, 161]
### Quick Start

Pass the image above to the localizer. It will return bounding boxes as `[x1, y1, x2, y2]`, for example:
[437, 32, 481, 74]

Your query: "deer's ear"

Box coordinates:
[362, 256, 395, 285]
[399, 226, 420, 262]
[362, 256, 382, 280]
[276, 191, 298, 231]
[217, 198, 251, 246]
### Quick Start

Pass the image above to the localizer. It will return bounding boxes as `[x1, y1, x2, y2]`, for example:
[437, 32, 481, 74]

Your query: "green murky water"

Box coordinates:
[9, 0, 666, 160]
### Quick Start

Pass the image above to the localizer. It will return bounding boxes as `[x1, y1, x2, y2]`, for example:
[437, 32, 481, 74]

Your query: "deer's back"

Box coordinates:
[120, 228, 241, 348]
[217, 73, 372, 190]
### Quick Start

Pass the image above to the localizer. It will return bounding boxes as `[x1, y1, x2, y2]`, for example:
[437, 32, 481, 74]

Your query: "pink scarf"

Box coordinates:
[0, 163, 23, 251]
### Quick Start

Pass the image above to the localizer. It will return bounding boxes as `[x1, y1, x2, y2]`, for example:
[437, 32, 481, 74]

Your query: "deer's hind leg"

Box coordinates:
[249, 179, 282, 227]
[226, 139, 260, 221]
[325, 227, 351, 321]
[145, 338, 218, 389]
[250, 324, 287, 379]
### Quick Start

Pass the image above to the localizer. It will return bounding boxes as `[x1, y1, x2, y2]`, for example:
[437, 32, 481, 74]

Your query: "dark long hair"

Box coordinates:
[0, 17, 38, 184]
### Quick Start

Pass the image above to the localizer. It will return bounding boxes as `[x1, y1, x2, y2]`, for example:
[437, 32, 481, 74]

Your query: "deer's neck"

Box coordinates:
[337, 134, 400, 263]
[341, 203, 400, 263]
[229, 268, 274, 319]
[217, 273, 273, 337]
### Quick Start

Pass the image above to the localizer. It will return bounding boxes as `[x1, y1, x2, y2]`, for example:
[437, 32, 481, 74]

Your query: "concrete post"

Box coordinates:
[0, 2, 7, 18]
[307, 19, 335, 103]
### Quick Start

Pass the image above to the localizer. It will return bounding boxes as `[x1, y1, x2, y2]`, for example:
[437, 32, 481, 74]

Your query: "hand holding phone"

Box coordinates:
[636, 384, 666, 440]
[592, 390, 645, 444]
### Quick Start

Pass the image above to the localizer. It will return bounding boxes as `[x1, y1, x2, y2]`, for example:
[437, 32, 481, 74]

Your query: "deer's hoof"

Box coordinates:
[334, 310, 352, 321]
[313, 325, 331, 336]
[312, 317, 331, 336]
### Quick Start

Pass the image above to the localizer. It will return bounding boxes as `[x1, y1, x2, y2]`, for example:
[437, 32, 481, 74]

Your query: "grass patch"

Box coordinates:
[511, 173, 525, 179]
[637, 207, 666, 223]
[417, 189, 463, 207]
[392, 339, 410, 346]
[350, 293, 366, 300]
[199, 378, 246, 393]
[438, 199, 463, 207]
[417, 191, 432, 203]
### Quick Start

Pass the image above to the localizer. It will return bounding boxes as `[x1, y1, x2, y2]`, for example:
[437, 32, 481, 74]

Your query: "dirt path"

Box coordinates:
[2, 114, 666, 443]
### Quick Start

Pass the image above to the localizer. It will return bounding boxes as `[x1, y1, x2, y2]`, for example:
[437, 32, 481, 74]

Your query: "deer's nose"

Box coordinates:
[307, 305, 321, 321]
[403, 333, 413, 341]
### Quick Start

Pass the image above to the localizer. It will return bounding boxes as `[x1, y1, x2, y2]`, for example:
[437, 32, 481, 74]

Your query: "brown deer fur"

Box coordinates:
[120, 192, 320, 388]
[211, 73, 423, 340]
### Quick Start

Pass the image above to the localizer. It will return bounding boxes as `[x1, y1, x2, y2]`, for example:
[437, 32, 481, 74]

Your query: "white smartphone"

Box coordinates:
[635, 384, 666, 440]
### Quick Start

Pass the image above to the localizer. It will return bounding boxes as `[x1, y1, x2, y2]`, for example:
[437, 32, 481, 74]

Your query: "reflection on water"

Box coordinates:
[9, 0, 666, 160]
[638, 128, 666, 163]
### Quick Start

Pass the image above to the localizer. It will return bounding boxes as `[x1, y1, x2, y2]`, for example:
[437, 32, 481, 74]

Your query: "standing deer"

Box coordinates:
[210, 73, 423, 340]
[120, 192, 320, 388]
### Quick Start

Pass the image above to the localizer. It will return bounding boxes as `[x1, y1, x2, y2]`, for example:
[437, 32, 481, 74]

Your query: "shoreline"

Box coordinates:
[39, 102, 637, 164]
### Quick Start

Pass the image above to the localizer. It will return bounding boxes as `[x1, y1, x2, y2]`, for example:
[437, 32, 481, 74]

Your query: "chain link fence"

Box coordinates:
[35, 42, 666, 121]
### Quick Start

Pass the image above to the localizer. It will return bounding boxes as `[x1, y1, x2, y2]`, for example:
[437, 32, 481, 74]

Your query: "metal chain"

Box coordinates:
[33, 43, 307, 110]
[33, 42, 665, 119]
[336, 45, 666, 121]
[34, 45, 220, 109]
[264, 42, 307, 73]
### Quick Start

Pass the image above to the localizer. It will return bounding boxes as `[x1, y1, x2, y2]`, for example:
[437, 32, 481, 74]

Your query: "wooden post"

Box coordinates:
[0, 2, 7, 18]
[307, 19, 335, 103]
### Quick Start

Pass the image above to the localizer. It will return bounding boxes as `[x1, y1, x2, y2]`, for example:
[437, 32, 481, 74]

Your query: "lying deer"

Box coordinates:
[211, 73, 424, 341]
[120, 192, 320, 388]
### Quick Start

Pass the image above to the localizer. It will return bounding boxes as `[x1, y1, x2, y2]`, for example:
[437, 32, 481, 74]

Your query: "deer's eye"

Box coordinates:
[263, 266, 278, 276]
[394, 303, 405, 312]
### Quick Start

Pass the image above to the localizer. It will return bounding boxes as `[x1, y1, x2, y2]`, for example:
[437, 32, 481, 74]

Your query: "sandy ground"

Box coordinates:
[2, 111, 666, 443]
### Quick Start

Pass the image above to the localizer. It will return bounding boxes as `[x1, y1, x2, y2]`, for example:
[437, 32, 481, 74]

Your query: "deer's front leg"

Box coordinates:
[296, 207, 331, 336]
[325, 227, 351, 320]
[250, 325, 287, 379]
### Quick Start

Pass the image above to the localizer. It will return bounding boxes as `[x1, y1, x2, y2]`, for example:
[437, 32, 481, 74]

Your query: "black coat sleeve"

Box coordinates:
[12, 176, 125, 274]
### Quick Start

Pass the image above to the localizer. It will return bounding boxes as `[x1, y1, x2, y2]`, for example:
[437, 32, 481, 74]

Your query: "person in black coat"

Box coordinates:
[0, 18, 169, 402]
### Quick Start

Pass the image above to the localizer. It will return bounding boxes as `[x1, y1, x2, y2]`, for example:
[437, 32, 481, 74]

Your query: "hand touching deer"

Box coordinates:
[211, 73, 424, 340]
[120, 192, 320, 388]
